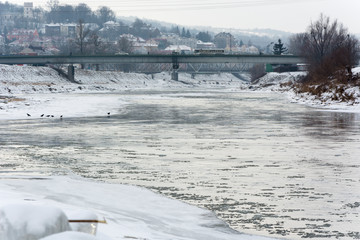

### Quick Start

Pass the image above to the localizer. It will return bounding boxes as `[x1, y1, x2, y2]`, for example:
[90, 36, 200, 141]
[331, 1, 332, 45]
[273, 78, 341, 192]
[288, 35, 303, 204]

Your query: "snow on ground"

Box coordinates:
[0, 64, 278, 240]
[0, 176, 277, 240]
[1, 64, 359, 239]
[249, 69, 360, 113]
[0, 64, 249, 120]
[0, 93, 128, 120]
[0, 64, 248, 95]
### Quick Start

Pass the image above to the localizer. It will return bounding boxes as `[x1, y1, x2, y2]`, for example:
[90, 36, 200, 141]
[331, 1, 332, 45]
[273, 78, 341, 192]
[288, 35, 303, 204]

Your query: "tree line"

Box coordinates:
[289, 14, 359, 84]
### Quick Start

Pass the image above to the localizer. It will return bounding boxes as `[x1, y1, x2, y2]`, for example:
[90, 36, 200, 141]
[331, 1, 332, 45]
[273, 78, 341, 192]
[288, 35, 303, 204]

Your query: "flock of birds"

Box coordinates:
[26, 112, 111, 118]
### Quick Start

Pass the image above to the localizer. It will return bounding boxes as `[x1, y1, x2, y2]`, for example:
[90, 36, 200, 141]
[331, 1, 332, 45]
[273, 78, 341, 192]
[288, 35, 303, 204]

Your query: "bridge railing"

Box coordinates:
[0, 54, 305, 65]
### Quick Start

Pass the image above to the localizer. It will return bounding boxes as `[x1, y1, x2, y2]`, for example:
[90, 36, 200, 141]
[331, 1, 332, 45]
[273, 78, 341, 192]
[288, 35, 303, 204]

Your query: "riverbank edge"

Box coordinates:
[249, 68, 360, 113]
[2, 64, 360, 114]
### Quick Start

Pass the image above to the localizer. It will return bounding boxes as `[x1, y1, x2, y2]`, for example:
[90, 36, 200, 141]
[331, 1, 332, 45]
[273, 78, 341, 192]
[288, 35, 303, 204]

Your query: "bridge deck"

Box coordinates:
[0, 54, 305, 65]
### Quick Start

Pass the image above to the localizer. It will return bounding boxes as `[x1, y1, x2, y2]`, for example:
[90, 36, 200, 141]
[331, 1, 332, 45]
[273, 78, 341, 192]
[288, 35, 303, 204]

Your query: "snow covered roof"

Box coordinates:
[165, 45, 192, 51]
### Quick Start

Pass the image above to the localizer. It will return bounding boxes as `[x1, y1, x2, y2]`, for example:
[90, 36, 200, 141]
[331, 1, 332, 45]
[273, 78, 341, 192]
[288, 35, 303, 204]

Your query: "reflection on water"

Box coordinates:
[1, 91, 360, 239]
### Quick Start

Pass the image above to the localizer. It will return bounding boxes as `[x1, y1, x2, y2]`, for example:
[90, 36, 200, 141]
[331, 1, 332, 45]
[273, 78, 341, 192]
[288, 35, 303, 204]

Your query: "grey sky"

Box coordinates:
[10, 0, 360, 33]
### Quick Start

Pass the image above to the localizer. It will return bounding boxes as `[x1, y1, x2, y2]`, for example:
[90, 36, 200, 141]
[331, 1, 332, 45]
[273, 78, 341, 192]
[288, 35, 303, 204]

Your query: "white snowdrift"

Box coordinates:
[0, 176, 276, 240]
[0, 64, 249, 120]
[39, 232, 108, 240]
[0, 204, 70, 240]
[0, 64, 249, 95]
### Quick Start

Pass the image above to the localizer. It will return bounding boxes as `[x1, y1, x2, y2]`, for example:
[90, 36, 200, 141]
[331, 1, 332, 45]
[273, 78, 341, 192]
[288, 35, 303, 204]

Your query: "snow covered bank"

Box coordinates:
[0, 64, 249, 120]
[249, 69, 360, 113]
[0, 93, 127, 120]
[0, 64, 248, 95]
[0, 176, 276, 240]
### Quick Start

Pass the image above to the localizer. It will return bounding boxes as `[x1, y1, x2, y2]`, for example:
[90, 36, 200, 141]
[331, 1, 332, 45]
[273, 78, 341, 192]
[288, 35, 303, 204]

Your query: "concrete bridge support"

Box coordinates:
[67, 64, 75, 82]
[171, 70, 178, 81]
[171, 53, 179, 81]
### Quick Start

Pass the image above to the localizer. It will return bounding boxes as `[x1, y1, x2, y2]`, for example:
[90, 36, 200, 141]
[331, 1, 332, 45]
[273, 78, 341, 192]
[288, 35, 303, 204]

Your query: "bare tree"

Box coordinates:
[88, 32, 102, 55]
[117, 36, 133, 54]
[288, 33, 307, 56]
[96, 6, 115, 27]
[117, 36, 134, 72]
[292, 14, 360, 82]
[75, 19, 91, 55]
[249, 64, 266, 82]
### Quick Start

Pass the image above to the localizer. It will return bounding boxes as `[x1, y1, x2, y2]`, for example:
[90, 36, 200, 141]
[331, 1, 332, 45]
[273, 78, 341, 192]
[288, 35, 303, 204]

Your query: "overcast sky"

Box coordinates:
[10, 0, 360, 33]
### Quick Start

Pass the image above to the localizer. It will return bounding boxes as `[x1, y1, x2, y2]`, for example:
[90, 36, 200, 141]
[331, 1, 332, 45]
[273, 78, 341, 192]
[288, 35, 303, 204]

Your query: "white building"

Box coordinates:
[237, 45, 260, 54]
[165, 45, 192, 54]
[196, 40, 216, 49]
[24, 2, 33, 18]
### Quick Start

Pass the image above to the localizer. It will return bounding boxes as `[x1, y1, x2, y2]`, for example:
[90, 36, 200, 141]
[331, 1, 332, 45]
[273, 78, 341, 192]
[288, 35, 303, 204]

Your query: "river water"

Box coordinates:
[1, 90, 360, 239]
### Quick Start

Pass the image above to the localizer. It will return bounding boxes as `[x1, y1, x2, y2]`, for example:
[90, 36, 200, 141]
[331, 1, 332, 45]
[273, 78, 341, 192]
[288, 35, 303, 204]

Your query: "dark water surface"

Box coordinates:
[1, 91, 360, 239]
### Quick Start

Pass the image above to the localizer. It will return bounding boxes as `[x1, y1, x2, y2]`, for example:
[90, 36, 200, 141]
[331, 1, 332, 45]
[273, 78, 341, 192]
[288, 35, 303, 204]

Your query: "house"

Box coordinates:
[103, 21, 120, 29]
[19, 47, 37, 56]
[7, 29, 39, 42]
[214, 32, 236, 52]
[45, 24, 61, 36]
[237, 45, 260, 54]
[119, 34, 146, 45]
[0, 11, 20, 28]
[45, 24, 77, 38]
[24, 2, 33, 18]
[196, 40, 216, 49]
[132, 40, 158, 54]
[160, 33, 197, 49]
[165, 45, 192, 54]
[61, 24, 76, 38]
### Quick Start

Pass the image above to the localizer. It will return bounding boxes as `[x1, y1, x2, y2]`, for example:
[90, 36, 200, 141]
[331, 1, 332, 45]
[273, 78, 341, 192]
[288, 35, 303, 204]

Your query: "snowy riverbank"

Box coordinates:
[2, 64, 360, 118]
[0, 175, 276, 240]
[1, 64, 359, 239]
[0, 64, 249, 120]
[0, 65, 281, 240]
[249, 68, 360, 113]
[0, 64, 249, 95]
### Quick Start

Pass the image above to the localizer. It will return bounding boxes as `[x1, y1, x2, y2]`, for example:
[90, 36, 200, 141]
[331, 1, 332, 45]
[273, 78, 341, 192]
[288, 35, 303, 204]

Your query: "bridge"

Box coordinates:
[0, 54, 305, 81]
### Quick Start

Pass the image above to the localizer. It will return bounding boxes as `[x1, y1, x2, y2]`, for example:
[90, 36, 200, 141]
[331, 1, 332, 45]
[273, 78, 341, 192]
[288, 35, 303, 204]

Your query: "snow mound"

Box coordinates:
[0, 204, 70, 240]
[250, 72, 306, 90]
[67, 210, 99, 235]
[0, 64, 249, 95]
[352, 66, 360, 75]
[0, 176, 276, 240]
[39, 231, 105, 240]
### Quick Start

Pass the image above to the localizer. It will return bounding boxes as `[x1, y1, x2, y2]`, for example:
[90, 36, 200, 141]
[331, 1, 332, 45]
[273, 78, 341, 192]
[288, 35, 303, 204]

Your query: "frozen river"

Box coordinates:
[1, 90, 360, 239]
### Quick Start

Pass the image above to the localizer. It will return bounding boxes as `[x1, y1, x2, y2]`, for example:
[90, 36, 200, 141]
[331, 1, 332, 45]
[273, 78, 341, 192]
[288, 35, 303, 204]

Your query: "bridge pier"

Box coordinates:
[171, 70, 178, 81]
[67, 64, 75, 82]
[171, 53, 179, 81]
